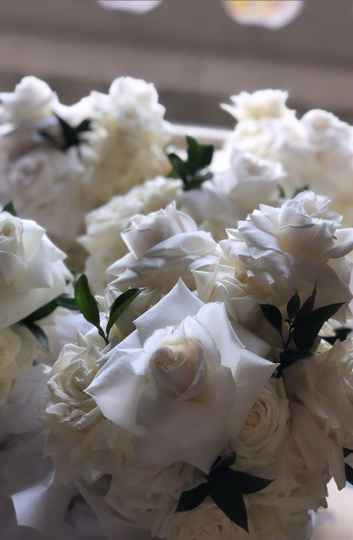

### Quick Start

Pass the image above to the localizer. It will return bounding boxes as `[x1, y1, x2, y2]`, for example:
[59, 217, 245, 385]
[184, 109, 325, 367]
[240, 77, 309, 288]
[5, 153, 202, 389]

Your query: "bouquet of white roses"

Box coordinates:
[2, 77, 353, 540]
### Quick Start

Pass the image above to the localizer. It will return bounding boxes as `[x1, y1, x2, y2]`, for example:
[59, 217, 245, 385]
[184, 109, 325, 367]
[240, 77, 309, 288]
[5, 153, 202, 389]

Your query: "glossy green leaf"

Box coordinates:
[21, 321, 49, 350]
[176, 483, 209, 512]
[3, 201, 17, 216]
[74, 275, 106, 342]
[287, 292, 300, 321]
[106, 288, 140, 338]
[260, 304, 283, 335]
[293, 302, 344, 351]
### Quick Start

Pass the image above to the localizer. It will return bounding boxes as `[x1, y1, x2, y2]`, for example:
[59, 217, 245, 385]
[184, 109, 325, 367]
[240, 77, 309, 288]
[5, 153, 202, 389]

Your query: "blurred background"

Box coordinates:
[1, 0, 353, 126]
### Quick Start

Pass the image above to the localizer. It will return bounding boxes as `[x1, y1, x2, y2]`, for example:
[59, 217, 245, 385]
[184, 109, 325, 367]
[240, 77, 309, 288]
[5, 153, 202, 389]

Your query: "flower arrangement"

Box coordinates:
[1, 78, 353, 540]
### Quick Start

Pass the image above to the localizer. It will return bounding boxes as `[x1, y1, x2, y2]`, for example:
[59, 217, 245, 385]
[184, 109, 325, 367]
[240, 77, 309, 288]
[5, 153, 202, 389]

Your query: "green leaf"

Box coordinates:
[22, 299, 59, 324]
[176, 483, 209, 512]
[74, 275, 107, 343]
[345, 464, 353, 486]
[210, 452, 236, 474]
[56, 114, 91, 151]
[260, 304, 282, 336]
[186, 136, 214, 174]
[293, 302, 345, 352]
[167, 136, 215, 191]
[3, 201, 17, 216]
[277, 185, 286, 198]
[106, 288, 140, 338]
[168, 153, 188, 180]
[298, 285, 317, 317]
[183, 172, 213, 191]
[209, 469, 248, 532]
[39, 114, 91, 153]
[56, 295, 79, 311]
[321, 326, 351, 345]
[287, 292, 300, 321]
[21, 321, 49, 350]
[235, 471, 272, 495]
[278, 350, 308, 373]
[293, 185, 310, 198]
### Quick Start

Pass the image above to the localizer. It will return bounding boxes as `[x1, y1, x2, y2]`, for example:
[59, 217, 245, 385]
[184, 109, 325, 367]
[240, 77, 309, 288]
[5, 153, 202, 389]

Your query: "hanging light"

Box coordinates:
[223, 1, 304, 29]
[98, 1, 162, 14]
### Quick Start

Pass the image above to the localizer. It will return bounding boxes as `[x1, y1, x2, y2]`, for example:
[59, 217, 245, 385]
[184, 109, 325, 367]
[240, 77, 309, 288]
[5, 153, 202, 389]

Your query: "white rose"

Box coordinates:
[0, 210, 70, 329]
[0, 148, 90, 253]
[224, 89, 353, 227]
[222, 90, 302, 160]
[247, 493, 313, 540]
[81, 77, 171, 203]
[221, 190, 353, 310]
[106, 462, 202, 536]
[46, 329, 133, 483]
[39, 307, 92, 365]
[80, 177, 182, 292]
[87, 280, 275, 472]
[107, 203, 220, 294]
[0, 325, 36, 407]
[193, 262, 270, 357]
[283, 398, 344, 495]
[234, 379, 290, 470]
[166, 500, 249, 540]
[284, 340, 353, 453]
[0, 76, 56, 128]
[181, 150, 283, 240]
[1, 363, 50, 437]
[282, 110, 353, 225]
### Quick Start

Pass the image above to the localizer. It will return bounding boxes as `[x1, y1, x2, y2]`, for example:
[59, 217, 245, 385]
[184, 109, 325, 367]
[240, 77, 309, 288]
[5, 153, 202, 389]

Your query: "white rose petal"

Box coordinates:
[107, 203, 220, 295]
[0, 76, 56, 128]
[81, 77, 171, 204]
[181, 150, 282, 240]
[80, 177, 182, 292]
[87, 280, 275, 472]
[221, 190, 353, 310]
[0, 211, 70, 329]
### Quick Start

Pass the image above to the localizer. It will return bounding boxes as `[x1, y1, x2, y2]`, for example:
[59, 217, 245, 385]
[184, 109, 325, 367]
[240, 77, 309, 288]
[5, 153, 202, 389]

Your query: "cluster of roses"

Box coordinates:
[2, 78, 353, 540]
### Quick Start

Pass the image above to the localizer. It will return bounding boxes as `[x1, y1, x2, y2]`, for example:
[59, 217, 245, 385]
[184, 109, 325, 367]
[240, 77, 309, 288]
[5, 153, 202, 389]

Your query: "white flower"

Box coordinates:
[1, 363, 50, 437]
[225, 89, 353, 226]
[0, 325, 37, 407]
[107, 203, 219, 295]
[224, 90, 293, 123]
[0, 210, 70, 329]
[247, 492, 313, 540]
[166, 500, 249, 540]
[194, 256, 259, 323]
[87, 280, 275, 472]
[181, 150, 283, 240]
[0, 148, 89, 252]
[284, 340, 353, 458]
[106, 462, 202, 536]
[0, 76, 56, 128]
[223, 90, 302, 160]
[39, 307, 92, 365]
[281, 110, 353, 225]
[221, 190, 353, 310]
[283, 396, 345, 494]
[46, 329, 133, 483]
[81, 77, 171, 203]
[80, 177, 182, 292]
[234, 379, 290, 470]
